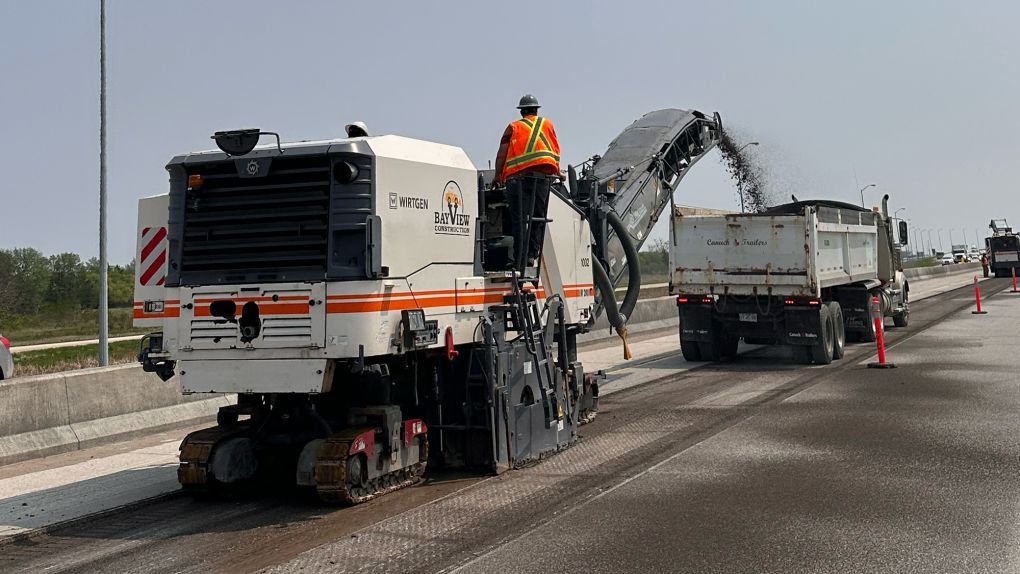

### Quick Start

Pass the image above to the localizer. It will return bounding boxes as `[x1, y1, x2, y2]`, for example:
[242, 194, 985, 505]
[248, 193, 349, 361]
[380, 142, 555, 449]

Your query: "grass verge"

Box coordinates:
[3, 307, 149, 346]
[12, 339, 140, 377]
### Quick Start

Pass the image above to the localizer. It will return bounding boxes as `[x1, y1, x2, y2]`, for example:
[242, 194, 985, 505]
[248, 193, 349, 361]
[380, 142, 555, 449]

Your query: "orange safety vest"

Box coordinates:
[502, 115, 560, 180]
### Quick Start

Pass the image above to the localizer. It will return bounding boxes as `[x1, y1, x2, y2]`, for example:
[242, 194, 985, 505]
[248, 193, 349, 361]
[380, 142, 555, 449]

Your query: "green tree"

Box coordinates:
[108, 264, 135, 307]
[9, 248, 51, 314]
[0, 250, 16, 314]
[47, 252, 87, 307]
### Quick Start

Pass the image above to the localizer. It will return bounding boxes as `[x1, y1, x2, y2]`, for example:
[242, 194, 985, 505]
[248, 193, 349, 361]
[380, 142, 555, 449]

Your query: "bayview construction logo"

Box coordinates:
[435, 181, 470, 236]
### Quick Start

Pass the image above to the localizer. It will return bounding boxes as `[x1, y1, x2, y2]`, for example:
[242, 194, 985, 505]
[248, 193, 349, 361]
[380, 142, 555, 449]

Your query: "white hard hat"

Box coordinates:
[345, 121, 369, 137]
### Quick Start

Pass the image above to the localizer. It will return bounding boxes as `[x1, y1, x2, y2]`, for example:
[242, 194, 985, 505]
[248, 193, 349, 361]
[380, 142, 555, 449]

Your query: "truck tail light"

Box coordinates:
[677, 295, 714, 305]
[784, 297, 821, 306]
[188, 174, 204, 189]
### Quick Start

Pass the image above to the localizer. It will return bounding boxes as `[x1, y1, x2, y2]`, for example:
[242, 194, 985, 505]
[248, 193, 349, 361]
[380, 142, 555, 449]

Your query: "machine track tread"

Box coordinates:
[313, 427, 428, 505]
[178, 424, 251, 490]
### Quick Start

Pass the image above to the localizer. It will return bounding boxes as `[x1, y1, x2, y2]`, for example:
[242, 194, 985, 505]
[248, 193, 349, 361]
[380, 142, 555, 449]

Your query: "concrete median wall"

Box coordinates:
[0, 366, 230, 466]
[904, 262, 979, 280]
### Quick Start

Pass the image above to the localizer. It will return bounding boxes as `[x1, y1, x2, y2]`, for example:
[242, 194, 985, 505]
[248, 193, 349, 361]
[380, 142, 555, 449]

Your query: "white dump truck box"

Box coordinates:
[670, 203, 880, 297]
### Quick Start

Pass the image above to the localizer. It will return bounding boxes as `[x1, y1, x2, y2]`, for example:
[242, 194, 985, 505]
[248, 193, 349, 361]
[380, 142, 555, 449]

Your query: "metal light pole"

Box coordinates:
[859, 183, 876, 208]
[937, 229, 944, 253]
[734, 141, 759, 212]
[98, 0, 109, 366]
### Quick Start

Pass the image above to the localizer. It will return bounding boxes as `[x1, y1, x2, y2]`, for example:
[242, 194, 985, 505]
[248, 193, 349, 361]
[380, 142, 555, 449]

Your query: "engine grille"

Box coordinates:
[180, 156, 331, 282]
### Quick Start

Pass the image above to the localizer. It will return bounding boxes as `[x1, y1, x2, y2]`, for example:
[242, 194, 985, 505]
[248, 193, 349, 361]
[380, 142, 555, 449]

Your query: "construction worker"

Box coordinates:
[981, 252, 990, 277]
[493, 94, 561, 184]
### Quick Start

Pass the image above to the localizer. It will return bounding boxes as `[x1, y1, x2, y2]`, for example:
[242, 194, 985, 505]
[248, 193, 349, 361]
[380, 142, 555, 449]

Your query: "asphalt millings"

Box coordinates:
[718, 129, 771, 213]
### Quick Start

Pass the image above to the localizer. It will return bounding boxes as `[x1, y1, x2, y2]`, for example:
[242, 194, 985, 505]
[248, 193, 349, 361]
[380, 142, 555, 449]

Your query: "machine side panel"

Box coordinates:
[179, 358, 329, 394]
[133, 194, 172, 328]
[373, 154, 477, 278]
[324, 265, 486, 359]
[540, 195, 594, 325]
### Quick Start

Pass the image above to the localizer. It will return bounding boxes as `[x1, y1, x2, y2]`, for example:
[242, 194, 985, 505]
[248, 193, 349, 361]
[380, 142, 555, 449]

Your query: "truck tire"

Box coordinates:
[828, 302, 845, 360]
[859, 308, 878, 343]
[719, 333, 739, 359]
[892, 309, 909, 328]
[809, 305, 835, 365]
[699, 341, 720, 362]
[680, 340, 702, 362]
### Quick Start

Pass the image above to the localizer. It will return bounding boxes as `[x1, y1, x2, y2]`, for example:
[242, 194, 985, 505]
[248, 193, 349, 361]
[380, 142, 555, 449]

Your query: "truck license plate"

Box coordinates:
[739, 313, 758, 323]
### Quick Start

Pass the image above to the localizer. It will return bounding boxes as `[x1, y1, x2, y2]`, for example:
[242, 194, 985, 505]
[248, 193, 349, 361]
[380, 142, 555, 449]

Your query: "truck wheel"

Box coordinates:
[893, 309, 909, 328]
[828, 302, 845, 360]
[809, 305, 834, 365]
[680, 340, 702, 362]
[719, 333, 739, 358]
[858, 309, 878, 343]
[699, 341, 720, 362]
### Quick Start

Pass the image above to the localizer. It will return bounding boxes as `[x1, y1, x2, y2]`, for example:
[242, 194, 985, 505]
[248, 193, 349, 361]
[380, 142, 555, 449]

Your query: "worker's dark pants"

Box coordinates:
[483, 175, 551, 273]
[983, 265, 989, 278]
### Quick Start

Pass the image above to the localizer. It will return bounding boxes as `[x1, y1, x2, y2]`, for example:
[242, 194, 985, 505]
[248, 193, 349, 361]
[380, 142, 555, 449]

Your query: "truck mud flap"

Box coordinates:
[679, 305, 714, 343]
[784, 308, 822, 346]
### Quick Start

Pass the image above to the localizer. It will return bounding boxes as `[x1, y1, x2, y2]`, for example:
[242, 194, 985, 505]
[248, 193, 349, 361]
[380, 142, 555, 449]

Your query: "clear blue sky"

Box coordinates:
[1, 0, 1017, 262]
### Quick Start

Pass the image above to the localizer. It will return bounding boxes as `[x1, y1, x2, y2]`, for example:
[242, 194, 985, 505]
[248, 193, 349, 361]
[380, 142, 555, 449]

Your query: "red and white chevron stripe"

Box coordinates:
[139, 226, 167, 286]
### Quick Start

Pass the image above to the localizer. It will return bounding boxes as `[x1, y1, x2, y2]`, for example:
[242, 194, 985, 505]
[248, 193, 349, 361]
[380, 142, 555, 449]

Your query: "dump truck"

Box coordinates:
[669, 196, 910, 364]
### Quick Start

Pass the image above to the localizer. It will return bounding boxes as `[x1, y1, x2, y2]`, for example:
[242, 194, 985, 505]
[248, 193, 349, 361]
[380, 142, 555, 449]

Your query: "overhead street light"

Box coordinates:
[735, 142, 760, 213]
[859, 183, 877, 208]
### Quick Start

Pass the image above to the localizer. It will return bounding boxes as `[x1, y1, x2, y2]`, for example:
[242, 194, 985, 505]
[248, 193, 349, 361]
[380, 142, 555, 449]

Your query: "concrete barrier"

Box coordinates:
[904, 262, 980, 280]
[577, 296, 677, 345]
[0, 366, 229, 466]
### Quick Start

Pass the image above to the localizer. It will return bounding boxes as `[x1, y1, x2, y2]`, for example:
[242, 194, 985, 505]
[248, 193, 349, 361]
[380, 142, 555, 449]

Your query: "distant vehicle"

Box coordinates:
[987, 219, 1020, 277]
[0, 334, 12, 380]
[951, 244, 968, 262]
[941, 254, 955, 265]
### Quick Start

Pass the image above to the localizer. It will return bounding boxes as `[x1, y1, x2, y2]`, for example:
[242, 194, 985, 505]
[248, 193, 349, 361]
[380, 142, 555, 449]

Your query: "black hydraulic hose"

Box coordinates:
[592, 257, 623, 330]
[606, 210, 641, 321]
[592, 257, 633, 360]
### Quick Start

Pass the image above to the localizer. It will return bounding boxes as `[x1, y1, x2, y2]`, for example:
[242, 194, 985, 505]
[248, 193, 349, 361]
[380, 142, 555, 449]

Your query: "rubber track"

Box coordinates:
[314, 428, 429, 505]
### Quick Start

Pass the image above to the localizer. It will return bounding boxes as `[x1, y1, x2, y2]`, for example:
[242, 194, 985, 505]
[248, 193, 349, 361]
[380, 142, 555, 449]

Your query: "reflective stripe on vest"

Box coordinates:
[504, 116, 560, 177]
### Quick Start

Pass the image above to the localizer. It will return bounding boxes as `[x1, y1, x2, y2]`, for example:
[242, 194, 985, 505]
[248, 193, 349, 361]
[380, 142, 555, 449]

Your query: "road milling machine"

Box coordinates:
[134, 109, 722, 503]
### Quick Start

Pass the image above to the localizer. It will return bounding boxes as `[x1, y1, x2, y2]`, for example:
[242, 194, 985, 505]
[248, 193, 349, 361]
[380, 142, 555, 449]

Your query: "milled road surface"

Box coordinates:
[1, 279, 1015, 573]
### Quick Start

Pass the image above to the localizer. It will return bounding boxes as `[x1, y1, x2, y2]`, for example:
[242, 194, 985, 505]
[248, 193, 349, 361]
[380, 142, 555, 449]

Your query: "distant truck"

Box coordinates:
[951, 244, 969, 263]
[986, 219, 1020, 277]
[669, 196, 909, 364]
